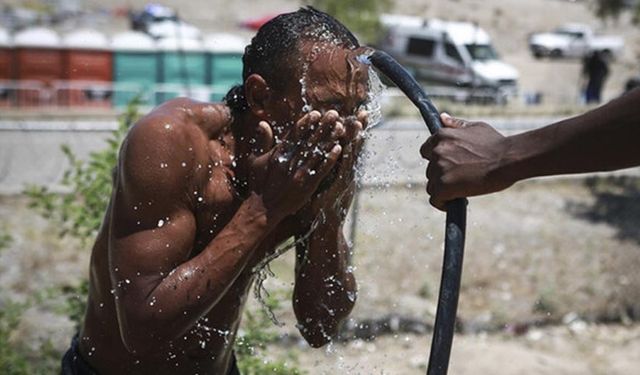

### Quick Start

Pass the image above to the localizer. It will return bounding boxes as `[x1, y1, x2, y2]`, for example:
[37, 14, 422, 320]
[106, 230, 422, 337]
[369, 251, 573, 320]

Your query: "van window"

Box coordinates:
[407, 37, 435, 57]
[465, 44, 498, 61]
[444, 42, 464, 64]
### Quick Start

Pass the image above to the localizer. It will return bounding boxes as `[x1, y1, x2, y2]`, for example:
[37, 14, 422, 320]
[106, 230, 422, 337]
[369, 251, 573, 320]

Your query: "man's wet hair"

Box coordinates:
[224, 6, 360, 114]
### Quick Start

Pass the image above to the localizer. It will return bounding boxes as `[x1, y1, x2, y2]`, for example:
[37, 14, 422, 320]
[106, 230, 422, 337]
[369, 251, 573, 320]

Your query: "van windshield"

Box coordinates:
[465, 44, 498, 61]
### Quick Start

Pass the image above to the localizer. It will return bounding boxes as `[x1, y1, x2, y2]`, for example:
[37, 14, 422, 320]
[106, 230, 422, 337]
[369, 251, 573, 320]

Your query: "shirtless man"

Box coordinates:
[61, 8, 373, 374]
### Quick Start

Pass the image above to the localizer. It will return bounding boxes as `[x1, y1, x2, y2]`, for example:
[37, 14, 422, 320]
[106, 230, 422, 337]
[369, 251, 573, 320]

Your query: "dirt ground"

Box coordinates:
[252, 175, 640, 374]
[2, 175, 639, 374]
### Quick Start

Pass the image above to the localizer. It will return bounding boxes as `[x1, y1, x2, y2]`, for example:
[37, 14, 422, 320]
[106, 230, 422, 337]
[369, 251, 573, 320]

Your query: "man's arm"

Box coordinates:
[292, 189, 357, 347]
[109, 118, 277, 355]
[292, 112, 365, 347]
[421, 88, 640, 209]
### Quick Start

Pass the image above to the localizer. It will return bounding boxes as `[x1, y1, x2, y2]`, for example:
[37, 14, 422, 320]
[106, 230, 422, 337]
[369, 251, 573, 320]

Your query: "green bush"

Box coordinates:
[0, 299, 60, 375]
[0, 230, 11, 252]
[25, 100, 140, 244]
[0, 302, 31, 375]
[236, 292, 306, 375]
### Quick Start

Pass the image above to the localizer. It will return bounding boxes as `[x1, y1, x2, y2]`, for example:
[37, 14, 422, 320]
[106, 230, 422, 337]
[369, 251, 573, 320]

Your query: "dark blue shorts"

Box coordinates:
[60, 335, 241, 374]
[60, 335, 97, 375]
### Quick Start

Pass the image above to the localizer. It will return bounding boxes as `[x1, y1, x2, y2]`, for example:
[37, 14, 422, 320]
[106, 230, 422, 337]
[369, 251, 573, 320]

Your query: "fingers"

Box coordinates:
[425, 164, 447, 211]
[429, 196, 447, 212]
[314, 144, 342, 179]
[440, 112, 468, 129]
[422, 112, 468, 160]
[420, 134, 439, 160]
[293, 143, 342, 186]
[306, 110, 341, 148]
[357, 110, 369, 130]
[253, 121, 274, 154]
[291, 110, 322, 143]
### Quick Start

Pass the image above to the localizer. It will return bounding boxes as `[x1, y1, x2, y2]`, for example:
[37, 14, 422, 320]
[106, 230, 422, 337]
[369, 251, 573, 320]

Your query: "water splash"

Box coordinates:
[250, 210, 326, 325]
[361, 67, 386, 129]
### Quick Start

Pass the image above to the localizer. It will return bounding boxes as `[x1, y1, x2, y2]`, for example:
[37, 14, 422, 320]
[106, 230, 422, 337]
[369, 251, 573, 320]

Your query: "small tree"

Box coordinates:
[306, 0, 392, 43]
[25, 100, 140, 244]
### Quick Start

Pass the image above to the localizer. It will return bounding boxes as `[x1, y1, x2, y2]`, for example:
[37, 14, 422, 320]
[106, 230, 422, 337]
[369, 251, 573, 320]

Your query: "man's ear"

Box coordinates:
[245, 74, 271, 119]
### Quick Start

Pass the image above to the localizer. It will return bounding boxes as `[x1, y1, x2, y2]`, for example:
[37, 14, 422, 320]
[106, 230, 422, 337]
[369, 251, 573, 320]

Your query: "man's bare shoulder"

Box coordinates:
[141, 98, 232, 136]
[113, 98, 234, 212]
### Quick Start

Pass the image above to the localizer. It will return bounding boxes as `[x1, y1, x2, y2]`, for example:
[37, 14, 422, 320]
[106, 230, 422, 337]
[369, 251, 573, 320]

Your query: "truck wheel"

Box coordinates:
[533, 50, 544, 59]
[550, 49, 563, 58]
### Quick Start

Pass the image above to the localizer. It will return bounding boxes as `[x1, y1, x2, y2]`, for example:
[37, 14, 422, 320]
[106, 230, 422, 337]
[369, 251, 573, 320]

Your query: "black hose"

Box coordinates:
[367, 50, 468, 375]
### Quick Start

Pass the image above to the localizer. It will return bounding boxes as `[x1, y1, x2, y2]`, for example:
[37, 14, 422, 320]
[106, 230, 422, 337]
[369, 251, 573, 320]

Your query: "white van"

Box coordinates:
[378, 15, 519, 101]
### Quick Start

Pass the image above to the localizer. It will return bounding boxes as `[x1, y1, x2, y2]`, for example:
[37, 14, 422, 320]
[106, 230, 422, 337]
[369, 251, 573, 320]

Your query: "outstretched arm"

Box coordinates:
[421, 88, 640, 209]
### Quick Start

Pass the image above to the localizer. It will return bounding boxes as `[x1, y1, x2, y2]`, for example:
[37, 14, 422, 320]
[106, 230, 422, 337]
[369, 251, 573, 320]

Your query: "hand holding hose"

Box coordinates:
[420, 113, 515, 210]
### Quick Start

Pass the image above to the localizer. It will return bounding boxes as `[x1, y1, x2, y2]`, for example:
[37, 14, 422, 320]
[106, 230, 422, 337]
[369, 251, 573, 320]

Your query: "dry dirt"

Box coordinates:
[260, 176, 640, 374]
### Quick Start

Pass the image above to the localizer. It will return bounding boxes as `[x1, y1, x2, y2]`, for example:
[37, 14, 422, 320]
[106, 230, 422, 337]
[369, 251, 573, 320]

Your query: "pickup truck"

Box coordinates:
[528, 24, 624, 59]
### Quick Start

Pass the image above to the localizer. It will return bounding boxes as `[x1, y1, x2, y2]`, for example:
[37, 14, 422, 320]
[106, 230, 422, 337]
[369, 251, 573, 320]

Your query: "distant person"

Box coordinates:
[61, 7, 372, 374]
[420, 88, 640, 210]
[582, 50, 610, 104]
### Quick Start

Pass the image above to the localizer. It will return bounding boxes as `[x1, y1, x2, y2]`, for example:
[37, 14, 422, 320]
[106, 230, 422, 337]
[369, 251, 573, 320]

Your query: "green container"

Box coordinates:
[111, 32, 158, 107]
[208, 53, 243, 102]
[113, 52, 158, 107]
[157, 38, 207, 104]
[204, 34, 246, 102]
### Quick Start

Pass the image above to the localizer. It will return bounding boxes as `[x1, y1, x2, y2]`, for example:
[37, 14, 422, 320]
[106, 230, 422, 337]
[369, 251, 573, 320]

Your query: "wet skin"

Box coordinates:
[78, 43, 371, 374]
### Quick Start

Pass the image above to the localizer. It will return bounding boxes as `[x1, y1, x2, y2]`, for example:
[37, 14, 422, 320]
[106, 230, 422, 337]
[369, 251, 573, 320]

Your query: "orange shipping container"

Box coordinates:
[14, 27, 63, 107]
[0, 28, 14, 107]
[61, 29, 113, 107]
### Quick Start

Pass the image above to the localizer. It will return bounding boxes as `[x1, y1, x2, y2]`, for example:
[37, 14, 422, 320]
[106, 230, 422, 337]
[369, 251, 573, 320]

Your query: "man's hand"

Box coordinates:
[249, 110, 347, 222]
[420, 113, 514, 210]
[296, 110, 368, 227]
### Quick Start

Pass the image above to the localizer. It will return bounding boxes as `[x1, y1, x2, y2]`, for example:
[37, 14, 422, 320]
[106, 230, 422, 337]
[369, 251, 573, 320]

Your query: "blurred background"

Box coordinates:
[1, 0, 639, 374]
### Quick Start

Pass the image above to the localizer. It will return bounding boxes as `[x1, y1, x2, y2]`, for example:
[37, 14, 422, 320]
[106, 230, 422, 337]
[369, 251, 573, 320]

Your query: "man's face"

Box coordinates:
[266, 42, 371, 139]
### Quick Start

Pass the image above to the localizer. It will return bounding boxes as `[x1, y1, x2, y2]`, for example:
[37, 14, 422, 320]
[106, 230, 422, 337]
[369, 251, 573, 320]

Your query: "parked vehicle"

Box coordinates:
[130, 4, 201, 40]
[528, 23, 624, 59]
[378, 14, 519, 103]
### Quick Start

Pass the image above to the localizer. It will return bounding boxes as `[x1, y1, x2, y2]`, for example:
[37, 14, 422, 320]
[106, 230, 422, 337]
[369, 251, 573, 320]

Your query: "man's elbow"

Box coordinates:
[297, 316, 348, 348]
[299, 325, 335, 348]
